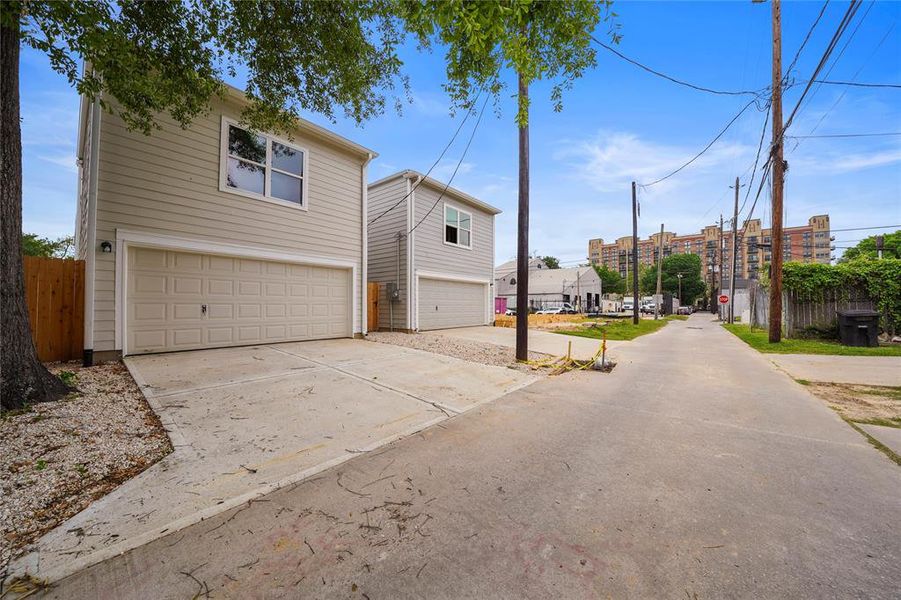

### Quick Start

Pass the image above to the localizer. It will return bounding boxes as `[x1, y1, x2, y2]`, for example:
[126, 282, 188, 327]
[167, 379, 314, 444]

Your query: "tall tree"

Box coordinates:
[640, 253, 705, 302]
[593, 264, 624, 294]
[400, 0, 620, 359]
[840, 231, 900, 261]
[1, 0, 408, 410]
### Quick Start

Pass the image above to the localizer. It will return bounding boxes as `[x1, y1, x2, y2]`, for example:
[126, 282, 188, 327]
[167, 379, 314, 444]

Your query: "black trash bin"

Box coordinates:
[836, 309, 880, 347]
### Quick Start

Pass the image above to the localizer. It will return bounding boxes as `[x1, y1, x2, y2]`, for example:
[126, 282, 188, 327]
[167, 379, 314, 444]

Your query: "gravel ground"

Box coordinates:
[366, 331, 552, 373]
[0, 362, 171, 570]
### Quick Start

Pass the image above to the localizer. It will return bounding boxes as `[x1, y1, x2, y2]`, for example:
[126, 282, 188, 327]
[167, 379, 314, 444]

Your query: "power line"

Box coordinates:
[787, 132, 901, 139]
[368, 90, 482, 226]
[813, 79, 901, 89]
[782, 0, 863, 134]
[738, 106, 772, 217]
[830, 224, 900, 233]
[407, 94, 490, 236]
[638, 97, 760, 188]
[589, 34, 766, 97]
[784, 0, 831, 81]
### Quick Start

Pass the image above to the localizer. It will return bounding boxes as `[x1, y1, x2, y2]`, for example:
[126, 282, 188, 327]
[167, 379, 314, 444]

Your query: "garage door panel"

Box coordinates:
[127, 247, 351, 355]
[418, 278, 487, 331]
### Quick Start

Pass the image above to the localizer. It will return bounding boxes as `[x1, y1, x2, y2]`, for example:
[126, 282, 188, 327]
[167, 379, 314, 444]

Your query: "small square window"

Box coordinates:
[444, 205, 472, 249]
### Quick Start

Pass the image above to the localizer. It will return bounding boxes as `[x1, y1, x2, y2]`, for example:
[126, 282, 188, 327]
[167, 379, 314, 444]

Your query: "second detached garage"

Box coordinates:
[367, 171, 500, 332]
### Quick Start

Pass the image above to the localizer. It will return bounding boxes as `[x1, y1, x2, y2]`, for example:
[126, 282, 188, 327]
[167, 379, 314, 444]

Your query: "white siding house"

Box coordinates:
[74, 84, 376, 363]
[367, 171, 500, 331]
[497, 266, 605, 312]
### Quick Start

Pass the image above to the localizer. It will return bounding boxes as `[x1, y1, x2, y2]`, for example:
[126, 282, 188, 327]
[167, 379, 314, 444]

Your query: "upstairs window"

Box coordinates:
[221, 118, 307, 208]
[444, 204, 472, 248]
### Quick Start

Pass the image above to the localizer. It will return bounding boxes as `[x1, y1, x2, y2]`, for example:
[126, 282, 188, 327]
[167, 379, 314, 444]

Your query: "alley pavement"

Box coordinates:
[37, 314, 901, 599]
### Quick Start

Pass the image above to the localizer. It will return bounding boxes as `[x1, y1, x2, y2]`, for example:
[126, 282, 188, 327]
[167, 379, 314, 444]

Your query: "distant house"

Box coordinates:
[497, 265, 604, 312]
[493, 257, 548, 305]
[367, 171, 501, 331]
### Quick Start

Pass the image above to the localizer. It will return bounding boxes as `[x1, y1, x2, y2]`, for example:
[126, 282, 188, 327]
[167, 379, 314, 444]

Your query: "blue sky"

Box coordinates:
[20, 1, 901, 264]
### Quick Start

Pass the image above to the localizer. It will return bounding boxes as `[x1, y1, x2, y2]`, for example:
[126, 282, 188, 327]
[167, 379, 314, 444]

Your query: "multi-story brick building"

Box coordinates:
[588, 215, 831, 281]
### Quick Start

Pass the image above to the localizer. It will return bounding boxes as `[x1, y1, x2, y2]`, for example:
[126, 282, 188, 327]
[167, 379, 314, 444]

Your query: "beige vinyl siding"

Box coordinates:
[417, 279, 487, 330]
[411, 183, 494, 329]
[411, 184, 494, 280]
[92, 97, 366, 352]
[366, 176, 409, 330]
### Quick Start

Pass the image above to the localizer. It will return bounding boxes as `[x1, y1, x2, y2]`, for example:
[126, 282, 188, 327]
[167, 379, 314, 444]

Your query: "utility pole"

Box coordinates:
[719, 214, 725, 321]
[769, 0, 785, 343]
[729, 176, 740, 324]
[631, 182, 639, 325]
[515, 72, 530, 360]
[654, 223, 663, 320]
[710, 228, 717, 315]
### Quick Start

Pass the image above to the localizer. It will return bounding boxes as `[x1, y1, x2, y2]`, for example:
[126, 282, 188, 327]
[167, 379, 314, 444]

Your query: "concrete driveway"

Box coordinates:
[433, 325, 624, 359]
[10, 339, 537, 584]
[766, 353, 901, 386]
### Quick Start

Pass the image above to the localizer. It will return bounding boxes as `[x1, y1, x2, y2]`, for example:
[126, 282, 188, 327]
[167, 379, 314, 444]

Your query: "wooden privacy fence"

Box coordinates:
[23, 256, 85, 362]
[367, 282, 379, 332]
[784, 288, 874, 337]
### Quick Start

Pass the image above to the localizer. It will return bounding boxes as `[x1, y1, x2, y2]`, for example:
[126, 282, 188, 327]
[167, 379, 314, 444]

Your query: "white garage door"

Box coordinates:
[127, 247, 351, 354]
[417, 278, 487, 331]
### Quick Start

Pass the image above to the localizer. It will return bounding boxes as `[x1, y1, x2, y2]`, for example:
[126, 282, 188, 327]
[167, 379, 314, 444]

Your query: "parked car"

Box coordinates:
[505, 308, 516, 316]
[640, 302, 656, 314]
[677, 305, 693, 315]
[537, 302, 576, 315]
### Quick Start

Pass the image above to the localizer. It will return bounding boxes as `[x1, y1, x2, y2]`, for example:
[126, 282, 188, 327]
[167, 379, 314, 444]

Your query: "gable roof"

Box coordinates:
[369, 170, 501, 216]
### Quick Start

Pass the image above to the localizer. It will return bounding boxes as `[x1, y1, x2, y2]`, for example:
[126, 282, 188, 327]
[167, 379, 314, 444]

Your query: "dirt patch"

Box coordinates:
[366, 332, 551, 373]
[0, 361, 171, 569]
[802, 382, 901, 427]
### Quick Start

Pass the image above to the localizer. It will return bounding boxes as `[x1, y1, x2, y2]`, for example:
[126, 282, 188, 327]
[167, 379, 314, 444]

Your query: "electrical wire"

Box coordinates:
[784, 0, 831, 82]
[738, 107, 772, 218]
[407, 94, 490, 236]
[638, 97, 760, 188]
[830, 225, 900, 233]
[812, 79, 901, 89]
[368, 90, 482, 226]
[589, 34, 767, 97]
[782, 0, 862, 134]
[787, 132, 901, 139]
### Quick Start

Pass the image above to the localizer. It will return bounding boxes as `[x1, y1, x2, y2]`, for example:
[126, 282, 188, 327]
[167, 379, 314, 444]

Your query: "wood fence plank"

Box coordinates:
[23, 257, 85, 362]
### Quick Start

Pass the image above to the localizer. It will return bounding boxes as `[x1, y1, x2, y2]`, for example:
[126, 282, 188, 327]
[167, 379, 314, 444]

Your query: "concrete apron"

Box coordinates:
[10, 339, 538, 585]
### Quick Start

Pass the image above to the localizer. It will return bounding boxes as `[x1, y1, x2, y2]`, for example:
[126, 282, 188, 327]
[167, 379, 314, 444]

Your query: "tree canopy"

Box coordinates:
[22, 233, 74, 258]
[399, 0, 619, 124]
[840, 231, 900, 261]
[541, 256, 560, 269]
[593, 264, 624, 294]
[8, 0, 409, 135]
[639, 253, 705, 302]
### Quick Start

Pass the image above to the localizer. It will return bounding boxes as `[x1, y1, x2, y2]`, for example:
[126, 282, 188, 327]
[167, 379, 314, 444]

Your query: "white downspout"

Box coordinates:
[361, 153, 372, 335]
[409, 174, 421, 331]
[84, 98, 101, 363]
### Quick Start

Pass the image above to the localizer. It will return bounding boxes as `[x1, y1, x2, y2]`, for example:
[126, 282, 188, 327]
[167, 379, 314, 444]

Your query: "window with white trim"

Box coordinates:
[444, 205, 472, 248]
[223, 120, 306, 206]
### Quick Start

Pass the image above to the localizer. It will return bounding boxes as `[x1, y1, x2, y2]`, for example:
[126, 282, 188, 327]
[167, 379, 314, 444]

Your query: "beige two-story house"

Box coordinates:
[367, 171, 500, 331]
[74, 85, 375, 364]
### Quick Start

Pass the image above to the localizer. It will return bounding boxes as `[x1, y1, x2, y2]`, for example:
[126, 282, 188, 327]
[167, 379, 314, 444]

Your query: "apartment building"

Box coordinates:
[588, 215, 831, 280]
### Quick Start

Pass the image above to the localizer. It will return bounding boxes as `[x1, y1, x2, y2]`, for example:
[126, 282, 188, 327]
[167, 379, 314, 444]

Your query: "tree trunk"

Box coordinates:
[1, 13, 69, 411]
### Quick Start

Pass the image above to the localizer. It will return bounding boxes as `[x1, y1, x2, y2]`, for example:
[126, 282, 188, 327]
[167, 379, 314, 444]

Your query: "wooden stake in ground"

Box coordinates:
[515, 72, 530, 361]
[769, 0, 785, 343]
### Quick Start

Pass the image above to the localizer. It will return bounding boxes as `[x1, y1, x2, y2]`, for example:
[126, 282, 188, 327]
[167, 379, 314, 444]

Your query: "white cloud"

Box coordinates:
[409, 92, 449, 117]
[554, 130, 750, 194]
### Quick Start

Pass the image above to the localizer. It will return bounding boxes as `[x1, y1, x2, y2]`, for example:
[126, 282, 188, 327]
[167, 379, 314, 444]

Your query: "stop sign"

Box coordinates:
[718, 294, 729, 304]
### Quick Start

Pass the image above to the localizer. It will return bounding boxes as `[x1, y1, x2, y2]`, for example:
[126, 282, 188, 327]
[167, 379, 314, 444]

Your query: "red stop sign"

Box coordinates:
[718, 294, 729, 304]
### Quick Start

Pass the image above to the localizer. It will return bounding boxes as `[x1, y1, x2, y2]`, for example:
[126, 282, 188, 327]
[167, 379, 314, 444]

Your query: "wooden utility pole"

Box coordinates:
[719, 214, 725, 320]
[631, 182, 639, 325]
[769, 0, 785, 343]
[515, 73, 530, 360]
[709, 227, 717, 315]
[729, 176, 740, 324]
[654, 223, 663, 320]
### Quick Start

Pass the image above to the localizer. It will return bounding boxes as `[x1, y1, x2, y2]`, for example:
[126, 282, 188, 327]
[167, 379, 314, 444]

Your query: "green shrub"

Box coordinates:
[782, 259, 901, 335]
